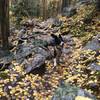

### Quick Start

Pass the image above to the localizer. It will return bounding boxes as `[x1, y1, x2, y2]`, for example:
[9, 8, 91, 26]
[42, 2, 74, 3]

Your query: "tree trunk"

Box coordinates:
[42, 0, 47, 20]
[96, 0, 100, 11]
[61, 0, 71, 11]
[57, 0, 62, 14]
[0, 0, 9, 50]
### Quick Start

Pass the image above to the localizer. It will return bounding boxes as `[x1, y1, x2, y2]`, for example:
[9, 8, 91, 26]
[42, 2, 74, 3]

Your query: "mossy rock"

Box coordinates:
[52, 83, 96, 100]
[33, 39, 48, 47]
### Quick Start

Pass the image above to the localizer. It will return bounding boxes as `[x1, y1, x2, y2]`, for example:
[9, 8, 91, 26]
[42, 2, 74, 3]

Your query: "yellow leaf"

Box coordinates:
[65, 75, 79, 83]
[75, 96, 92, 100]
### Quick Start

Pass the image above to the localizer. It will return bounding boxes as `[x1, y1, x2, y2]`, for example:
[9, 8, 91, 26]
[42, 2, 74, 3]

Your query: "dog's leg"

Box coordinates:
[51, 58, 57, 70]
[53, 58, 57, 67]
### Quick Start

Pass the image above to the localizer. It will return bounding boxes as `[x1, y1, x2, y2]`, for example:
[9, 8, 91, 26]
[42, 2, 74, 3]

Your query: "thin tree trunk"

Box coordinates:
[61, 0, 71, 12]
[42, 0, 47, 20]
[58, 0, 62, 14]
[0, 0, 9, 50]
[96, 0, 100, 11]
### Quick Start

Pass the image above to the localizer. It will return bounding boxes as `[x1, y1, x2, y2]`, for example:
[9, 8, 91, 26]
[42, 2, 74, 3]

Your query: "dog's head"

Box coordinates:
[51, 34, 64, 46]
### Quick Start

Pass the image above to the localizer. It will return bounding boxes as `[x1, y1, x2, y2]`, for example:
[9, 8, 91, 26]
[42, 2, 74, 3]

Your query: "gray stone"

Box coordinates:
[89, 63, 100, 71]
[52, 83, 96, 100]
[84, 34, 100, 51]
[15, 44, 34, 63]
[77, 89, 85, 96]
[62, 6, 76, 17]
[24, 54, 46, 73]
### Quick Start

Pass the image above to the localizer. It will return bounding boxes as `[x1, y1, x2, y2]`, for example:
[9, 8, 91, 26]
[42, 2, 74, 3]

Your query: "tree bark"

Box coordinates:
[61, 0, 71, 11]
[42, 0, 47, 20]
[0, 0, 9, 50]
[96, 0, 100, 11]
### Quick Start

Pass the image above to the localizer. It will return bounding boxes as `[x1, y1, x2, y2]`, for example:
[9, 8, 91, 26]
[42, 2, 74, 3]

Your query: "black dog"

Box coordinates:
[51, 34, 64, 67]
[51, 34, 64, 45]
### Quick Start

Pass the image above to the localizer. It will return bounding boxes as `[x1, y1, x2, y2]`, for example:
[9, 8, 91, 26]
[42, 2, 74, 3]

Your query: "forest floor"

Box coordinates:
[0, 4, 100, 100]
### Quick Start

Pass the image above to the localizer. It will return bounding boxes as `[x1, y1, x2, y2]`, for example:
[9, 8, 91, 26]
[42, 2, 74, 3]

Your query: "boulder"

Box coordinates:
[62, 6, 77, 17]
[52, 83, 96, 100]
[84, 34, 100, 51]
[24, 54, 46, 74]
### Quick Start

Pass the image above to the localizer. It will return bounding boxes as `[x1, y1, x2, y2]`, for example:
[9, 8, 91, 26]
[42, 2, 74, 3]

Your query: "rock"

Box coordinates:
[77, 89, 85, 96]
[62, 48, 72, 54]
[33, 47, 52, 59]
[62, 6, 77, 17]
[67, 41, 76, 46]
[78, 0, 93, 4]
[32, 39, 48, 47]
[15, 44, 34, 63]
[80, 39, 100, 71]
[24, 45, 54, 74]
[89, 63, 100, 71]
[84, 34, 100, 51]
[52, 83, 96, 100]
[89, 83, 99, 91]
[63, 35, 73, 42]
[0, 53, 14, 70]
[24, 54, 46, 74]
[39, 18, 62, 29]
[52, 93, 75, 100]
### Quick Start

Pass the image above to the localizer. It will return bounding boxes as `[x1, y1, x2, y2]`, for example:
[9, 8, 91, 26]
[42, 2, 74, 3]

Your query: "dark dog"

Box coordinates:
[51, 34, 64, 67]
